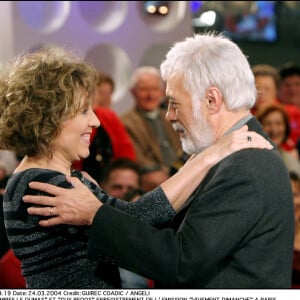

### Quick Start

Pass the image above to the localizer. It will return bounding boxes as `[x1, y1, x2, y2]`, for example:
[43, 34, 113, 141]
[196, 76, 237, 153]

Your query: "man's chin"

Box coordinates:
[182, 143, 196, 155]
[182, 141, 208, 155]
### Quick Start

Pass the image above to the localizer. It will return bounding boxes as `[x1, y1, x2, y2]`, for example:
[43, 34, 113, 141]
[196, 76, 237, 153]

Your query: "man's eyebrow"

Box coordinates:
[165, 95, 175, 102]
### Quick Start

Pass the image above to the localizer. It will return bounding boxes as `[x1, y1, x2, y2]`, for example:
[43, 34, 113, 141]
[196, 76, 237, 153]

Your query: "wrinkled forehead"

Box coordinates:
[165, 74, 185, 93]
[166, 72, 183, 84]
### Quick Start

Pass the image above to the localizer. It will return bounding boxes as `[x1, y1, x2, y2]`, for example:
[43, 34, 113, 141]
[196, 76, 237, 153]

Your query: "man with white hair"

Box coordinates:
[24, 32, 294, 288]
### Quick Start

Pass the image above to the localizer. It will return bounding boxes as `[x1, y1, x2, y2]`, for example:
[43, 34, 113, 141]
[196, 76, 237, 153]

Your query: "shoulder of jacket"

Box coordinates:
[121, 110, 143, 123]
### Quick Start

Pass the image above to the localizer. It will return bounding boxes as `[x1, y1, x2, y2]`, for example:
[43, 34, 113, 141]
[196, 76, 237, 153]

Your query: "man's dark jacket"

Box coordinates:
[88, 117, 294, 288]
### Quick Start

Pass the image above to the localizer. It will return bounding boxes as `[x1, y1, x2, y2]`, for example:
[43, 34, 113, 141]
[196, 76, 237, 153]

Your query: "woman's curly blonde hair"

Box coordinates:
[0, 46, 98, 158]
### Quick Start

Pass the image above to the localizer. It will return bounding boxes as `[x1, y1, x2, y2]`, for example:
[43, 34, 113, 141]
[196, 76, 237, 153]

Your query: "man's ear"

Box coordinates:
[205, 87, 223, 114]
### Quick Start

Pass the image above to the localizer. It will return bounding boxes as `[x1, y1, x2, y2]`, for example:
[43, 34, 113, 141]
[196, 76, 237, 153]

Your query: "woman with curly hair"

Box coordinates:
[0, 46, 272, 288]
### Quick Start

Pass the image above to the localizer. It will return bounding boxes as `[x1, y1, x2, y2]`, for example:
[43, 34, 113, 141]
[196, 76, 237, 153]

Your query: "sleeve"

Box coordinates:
[88, 153, 265, 286]
[90, 180, 175, 227]
[8, 170, 73, 223]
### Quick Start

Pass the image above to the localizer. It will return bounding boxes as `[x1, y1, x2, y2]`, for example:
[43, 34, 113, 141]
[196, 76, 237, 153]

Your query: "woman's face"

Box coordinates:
[51, 91, 100, 164]
[261, 110, 286, 146]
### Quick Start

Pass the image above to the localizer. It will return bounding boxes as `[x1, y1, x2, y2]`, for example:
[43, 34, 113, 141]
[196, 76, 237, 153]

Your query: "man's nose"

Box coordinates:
[166, 107, 176, 121]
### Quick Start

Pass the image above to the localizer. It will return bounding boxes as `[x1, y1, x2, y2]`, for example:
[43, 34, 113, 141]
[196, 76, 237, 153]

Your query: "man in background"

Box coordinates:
[121, 66, 185, 176]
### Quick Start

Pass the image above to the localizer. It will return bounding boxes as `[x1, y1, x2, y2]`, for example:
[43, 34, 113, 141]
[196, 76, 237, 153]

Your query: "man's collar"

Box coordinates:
[224, 113, 254, 136]
[139, 109, 160, 120]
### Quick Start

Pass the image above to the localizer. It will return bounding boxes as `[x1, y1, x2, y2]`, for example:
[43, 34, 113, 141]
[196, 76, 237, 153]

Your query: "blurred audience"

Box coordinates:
[140, 165, 170, 193]
[99, 158, 150, 289]
[251, 64, 280, 115]
[279, 62, 300, 107]
[121, 66, 185, 176]
[0, 150, 19, 176]
[278, 62, 300, 152]
[257, 104, 300, 177]
[123, 187, 144, 203]
[100, 158, 141, 200]
[251, 63, 298, 152]
[73, 73, 136, 182]
[93, 72, 114, 109]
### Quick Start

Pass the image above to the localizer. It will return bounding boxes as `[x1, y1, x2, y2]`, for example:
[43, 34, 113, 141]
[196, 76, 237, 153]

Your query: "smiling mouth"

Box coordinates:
[81, 134, 91, 144]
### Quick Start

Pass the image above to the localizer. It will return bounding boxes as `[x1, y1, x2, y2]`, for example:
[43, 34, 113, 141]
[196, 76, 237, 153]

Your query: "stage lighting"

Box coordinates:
[143, 1, 169, 15]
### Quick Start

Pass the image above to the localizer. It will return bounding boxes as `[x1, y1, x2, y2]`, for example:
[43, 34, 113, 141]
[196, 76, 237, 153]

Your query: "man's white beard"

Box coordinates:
[174, 116, 215, 155]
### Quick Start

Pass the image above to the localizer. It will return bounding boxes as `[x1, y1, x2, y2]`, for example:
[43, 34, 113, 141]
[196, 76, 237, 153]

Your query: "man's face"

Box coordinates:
[254, 75, 278, 111]
[165, 76, 215, 154]
[131, 73, 164, 112]
[279, 74, 300, 107]
[102, 169, 140, 199]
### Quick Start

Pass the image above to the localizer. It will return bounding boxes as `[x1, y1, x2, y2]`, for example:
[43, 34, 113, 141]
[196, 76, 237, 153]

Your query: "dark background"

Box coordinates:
[191, 1, 300, 68]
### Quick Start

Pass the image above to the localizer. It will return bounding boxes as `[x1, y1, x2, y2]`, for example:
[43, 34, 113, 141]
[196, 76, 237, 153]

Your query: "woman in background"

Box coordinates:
[257, 104, 300, 176]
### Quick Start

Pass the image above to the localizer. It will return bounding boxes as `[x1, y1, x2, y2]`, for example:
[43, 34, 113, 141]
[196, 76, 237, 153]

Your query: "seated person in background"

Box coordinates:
[0, 161, 10, 258]
[251, 63, 297, 152]
[99, 158, 150, 288]
[251, 63, 280, 115]
[140, 165, 169, 193]
[278, 62, 300, 152]
[123, 188, 144, 203]
[0, 45, 270, 288]
[93, 72, 114, 109]
[73, 72, 136, 183]
[0, 150, 19, 176]
[100, 158, 141, 202]
[279, 62, 300, 108]
[121, 66, 186, 176]
[257, 104, 300, 176]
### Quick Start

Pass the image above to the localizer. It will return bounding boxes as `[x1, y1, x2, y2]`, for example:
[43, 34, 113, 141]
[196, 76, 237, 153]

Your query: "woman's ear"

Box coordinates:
[205, 87, 223, 114]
